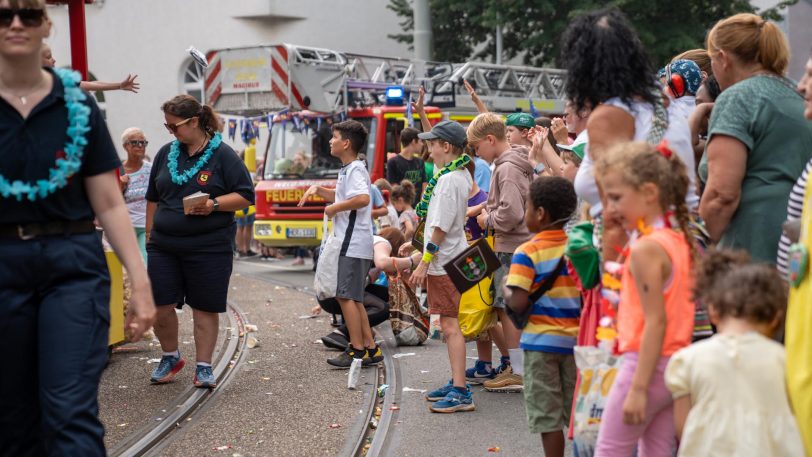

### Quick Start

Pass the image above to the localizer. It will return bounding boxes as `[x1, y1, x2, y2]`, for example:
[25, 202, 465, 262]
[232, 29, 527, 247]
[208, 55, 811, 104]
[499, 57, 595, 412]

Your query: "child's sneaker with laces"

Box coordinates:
[465, 360, 496, 384]
[363, 345, 384, 366]
[483, 365, 523, 392]
[150, 354, 185, 384]
[425, 380, 454, 402]
[193, 365, 216, 388]
[429, 387, 475, 413]
[327, 347, 365, 368]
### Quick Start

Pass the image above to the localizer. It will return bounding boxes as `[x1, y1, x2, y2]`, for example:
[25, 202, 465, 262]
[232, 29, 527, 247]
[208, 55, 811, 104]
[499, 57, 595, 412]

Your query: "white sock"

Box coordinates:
[163, 350, 180, 358]
[196, 361, 212, 367]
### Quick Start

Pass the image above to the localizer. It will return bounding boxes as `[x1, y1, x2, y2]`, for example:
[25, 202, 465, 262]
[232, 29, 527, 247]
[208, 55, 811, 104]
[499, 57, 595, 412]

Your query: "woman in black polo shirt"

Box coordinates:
[0, 1, 155, 455]
[146, 95, 254, 389]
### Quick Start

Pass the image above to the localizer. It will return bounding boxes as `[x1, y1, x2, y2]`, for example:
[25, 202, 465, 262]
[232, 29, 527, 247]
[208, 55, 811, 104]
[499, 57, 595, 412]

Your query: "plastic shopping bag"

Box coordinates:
[314, 214, 341, 300]
[572, 346, 622, 457]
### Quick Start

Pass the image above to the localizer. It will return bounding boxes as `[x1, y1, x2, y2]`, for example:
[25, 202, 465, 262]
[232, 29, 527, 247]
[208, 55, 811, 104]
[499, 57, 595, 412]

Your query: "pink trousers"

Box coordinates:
[594, 352, 676, 457]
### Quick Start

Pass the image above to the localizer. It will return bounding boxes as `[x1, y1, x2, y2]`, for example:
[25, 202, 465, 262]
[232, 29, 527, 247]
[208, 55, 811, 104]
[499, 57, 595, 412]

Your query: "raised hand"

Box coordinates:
[120, 74, 140, 93]
[551, 117, 569, 144]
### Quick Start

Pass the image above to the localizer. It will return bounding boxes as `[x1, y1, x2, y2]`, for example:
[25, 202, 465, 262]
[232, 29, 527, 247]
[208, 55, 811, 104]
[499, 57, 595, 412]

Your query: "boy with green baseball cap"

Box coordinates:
[505, 112, 536, 148]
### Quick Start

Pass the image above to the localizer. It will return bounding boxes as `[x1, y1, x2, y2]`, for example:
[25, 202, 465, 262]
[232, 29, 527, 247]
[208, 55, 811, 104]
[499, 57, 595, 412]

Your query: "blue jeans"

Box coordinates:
[0, 232, 110, 456]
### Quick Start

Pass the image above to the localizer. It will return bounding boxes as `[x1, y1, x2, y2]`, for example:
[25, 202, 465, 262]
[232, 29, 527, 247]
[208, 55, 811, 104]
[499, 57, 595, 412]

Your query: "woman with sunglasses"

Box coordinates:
[145, 95, 254, 389]
[120, 127, 151, 264]
[0, 1, 155, 455]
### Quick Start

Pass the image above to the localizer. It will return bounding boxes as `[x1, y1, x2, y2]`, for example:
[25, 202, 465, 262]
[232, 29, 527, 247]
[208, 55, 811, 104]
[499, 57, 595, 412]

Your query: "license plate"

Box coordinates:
[287, 228, 316, 238]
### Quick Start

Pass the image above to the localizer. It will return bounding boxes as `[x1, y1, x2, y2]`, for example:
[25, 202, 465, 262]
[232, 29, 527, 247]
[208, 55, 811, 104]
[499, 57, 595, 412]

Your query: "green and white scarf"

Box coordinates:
[415, 154, 471, 218]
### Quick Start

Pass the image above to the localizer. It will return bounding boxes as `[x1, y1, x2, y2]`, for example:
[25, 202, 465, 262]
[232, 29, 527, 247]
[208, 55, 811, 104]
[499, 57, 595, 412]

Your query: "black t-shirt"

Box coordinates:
[385, 154, 426, 206]
[0, 68, 120, 224]
[146, 140, 254, 252]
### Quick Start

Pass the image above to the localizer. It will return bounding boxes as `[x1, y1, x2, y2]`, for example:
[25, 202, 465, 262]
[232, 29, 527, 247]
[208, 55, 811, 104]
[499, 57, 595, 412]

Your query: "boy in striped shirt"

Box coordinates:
[505, 177, 580, 457]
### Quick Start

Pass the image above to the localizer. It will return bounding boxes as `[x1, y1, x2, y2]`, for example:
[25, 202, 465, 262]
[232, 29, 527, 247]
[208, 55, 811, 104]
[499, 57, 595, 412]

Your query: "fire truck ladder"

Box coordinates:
[428, 61, 568, 114]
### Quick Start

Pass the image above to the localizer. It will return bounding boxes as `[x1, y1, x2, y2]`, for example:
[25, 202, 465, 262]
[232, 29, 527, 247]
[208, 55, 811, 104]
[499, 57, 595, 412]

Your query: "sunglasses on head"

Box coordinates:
[126, 140, 148, 147]
[0, 8, 45, 28]
[164, 117, 194, 133]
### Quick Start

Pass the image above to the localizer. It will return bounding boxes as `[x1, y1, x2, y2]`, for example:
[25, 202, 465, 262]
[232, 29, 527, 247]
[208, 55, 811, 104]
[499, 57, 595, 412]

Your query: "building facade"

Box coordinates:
[46, 0, 411, 155]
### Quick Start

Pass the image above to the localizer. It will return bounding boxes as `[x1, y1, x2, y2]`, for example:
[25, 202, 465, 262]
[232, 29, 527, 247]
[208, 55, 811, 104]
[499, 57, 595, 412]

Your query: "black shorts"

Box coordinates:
[147, 244, 233, 313]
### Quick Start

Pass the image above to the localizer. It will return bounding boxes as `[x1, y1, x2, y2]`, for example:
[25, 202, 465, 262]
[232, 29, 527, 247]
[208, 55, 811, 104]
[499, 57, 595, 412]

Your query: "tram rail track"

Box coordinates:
[109, 303, 249, 457]
[110, 263, 397, 457]
[237, 265, 398, 457]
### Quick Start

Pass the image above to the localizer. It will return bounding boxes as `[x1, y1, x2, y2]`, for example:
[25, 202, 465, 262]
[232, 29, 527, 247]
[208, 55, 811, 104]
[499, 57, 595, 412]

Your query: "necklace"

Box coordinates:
[167, 133, 222, 185]
[0, 76, 46, 105]
[0, 68, 90, 201]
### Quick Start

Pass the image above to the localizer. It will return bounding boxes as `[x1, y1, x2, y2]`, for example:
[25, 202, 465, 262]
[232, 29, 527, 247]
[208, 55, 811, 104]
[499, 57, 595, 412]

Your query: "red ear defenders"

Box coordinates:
[665, 65, 686, 98]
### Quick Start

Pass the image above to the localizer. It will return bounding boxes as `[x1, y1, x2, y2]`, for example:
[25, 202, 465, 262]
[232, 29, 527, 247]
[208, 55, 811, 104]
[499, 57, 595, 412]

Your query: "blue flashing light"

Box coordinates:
[385, 85, 405, 106]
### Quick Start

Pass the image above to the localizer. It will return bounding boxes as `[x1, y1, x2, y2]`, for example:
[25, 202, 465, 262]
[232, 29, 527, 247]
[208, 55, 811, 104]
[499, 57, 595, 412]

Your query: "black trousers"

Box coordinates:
[318, 283, 390, 335]
[0, 232, 110, 457]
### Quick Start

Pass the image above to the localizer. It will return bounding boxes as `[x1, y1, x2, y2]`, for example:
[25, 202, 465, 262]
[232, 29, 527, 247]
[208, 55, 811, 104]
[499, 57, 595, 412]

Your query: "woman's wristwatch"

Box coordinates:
[211, 197, 219, 211]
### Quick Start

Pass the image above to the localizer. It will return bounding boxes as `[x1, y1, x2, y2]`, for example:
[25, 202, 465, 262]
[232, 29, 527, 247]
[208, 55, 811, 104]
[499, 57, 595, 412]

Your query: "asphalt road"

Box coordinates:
[100, 256, 573, 456]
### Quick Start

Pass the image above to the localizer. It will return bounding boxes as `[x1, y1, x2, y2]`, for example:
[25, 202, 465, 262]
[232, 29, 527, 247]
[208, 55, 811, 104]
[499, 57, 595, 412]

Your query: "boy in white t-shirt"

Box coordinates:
[409, 121, 475, 413]
[300, 120, 380, 368]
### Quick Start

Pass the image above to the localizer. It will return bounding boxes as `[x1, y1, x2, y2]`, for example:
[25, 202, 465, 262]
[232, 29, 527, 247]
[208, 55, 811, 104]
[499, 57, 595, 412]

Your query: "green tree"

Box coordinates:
[387, 0, 796, 67]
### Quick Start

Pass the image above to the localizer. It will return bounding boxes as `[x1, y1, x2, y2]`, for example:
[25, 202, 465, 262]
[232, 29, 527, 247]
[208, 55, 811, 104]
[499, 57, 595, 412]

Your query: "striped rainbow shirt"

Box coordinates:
[506, 230, 581, 353]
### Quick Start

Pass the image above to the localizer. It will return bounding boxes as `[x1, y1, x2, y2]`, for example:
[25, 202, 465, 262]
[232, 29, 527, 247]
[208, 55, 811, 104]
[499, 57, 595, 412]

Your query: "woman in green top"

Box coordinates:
[699, 13, 812, 263]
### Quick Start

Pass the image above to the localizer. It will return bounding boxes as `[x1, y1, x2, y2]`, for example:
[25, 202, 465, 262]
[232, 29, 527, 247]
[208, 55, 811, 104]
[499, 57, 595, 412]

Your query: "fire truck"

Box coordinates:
[203, 44, 567, 247]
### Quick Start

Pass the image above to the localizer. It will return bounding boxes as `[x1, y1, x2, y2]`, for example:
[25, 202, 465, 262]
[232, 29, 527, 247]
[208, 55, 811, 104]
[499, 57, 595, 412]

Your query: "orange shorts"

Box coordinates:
[426, 274, 461, 318]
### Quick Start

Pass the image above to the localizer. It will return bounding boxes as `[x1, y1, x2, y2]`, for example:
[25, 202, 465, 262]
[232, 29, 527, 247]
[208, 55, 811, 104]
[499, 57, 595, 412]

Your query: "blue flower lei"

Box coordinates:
[167, 132, 222, 185]
[0, 68, 91, 201]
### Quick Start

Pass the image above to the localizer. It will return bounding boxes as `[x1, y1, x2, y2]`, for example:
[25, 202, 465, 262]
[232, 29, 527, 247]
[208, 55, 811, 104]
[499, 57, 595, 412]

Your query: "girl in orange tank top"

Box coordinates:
[593, 141, 696, 456]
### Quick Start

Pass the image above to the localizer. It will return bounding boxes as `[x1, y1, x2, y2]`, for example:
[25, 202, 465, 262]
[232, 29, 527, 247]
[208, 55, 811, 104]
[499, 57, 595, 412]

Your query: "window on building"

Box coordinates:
[181, 58, 204, 102]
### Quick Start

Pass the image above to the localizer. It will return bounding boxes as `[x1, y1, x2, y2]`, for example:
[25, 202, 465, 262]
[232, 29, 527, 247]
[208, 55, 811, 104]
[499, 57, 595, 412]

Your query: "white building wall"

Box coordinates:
[45, 0, 411, 156]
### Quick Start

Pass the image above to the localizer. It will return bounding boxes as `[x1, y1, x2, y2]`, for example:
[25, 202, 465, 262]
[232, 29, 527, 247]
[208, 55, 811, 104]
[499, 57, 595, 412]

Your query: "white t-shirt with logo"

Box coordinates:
[424, 168, 473, 275]
[333, 160, 373, 259]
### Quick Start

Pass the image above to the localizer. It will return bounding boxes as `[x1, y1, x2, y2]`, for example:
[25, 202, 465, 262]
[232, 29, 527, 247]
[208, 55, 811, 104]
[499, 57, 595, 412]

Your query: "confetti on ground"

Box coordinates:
[389, 406, 400, 411]
[392, 353, 415, 359]
[488, 447, 501, 453]
[328, 423, 341, 429]
[117, 423, 127, 427]
[402, 387, 427, 393]
[420, 370, 430, 374]
[212, 445, 232, 451]
[244, 324, 258, 332]
[147, 358, 161, 363]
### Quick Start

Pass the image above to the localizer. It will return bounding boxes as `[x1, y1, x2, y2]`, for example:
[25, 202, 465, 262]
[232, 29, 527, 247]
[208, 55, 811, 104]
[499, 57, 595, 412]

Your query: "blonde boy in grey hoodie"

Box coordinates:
[469, 112, 537, 392]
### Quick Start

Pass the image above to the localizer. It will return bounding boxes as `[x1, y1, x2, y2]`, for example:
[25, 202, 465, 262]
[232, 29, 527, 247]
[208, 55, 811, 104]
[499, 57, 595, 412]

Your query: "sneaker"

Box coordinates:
[321, 331, 349, 351]
[327, 347, 365, 368]
[426, 380, 454, 402]
[193, 365, 216, 388]
[430, 387, 475, 413]
[495, 356, 511, 374]
[483, 365, 523, 392]
[465, 360, 496, 384]
[244, 250, 258, 258]
[150, 354, 185, 384]
[363, 346, 384, 366]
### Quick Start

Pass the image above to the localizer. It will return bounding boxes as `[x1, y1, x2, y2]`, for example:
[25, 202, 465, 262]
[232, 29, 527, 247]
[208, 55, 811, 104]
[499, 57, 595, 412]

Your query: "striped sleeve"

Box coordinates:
[507, 250, 535, 292]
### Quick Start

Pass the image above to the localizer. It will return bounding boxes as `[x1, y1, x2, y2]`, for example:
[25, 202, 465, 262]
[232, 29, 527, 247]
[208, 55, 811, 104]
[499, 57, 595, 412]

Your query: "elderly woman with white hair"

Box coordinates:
[120, 127, 152, 263]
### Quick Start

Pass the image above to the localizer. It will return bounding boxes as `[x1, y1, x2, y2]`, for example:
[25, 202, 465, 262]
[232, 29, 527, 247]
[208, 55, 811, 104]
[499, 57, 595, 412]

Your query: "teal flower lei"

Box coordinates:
[167, 132, 222, 185]
[0, 68, 91, 201]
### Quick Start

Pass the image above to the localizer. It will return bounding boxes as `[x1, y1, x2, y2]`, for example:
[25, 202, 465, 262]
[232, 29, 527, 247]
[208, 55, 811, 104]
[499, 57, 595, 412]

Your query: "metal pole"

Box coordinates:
[413, 0, 432, 61]
[68, 0, 88, 80]
[495, 14, 503, 65]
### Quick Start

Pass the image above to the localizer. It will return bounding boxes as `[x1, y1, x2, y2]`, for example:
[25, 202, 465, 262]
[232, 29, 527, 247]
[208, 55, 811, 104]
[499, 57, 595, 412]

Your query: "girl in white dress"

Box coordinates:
[665, 249, 804, 456]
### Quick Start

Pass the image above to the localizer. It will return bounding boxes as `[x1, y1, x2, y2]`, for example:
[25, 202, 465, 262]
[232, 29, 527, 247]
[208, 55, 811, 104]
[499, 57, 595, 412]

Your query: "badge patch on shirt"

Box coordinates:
[197, 171, 211, 186]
